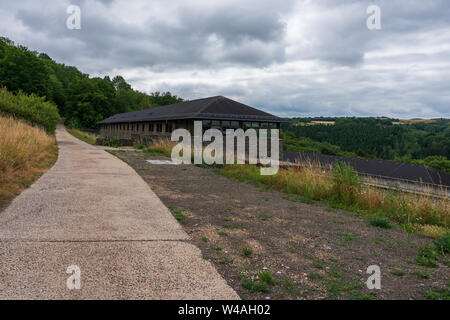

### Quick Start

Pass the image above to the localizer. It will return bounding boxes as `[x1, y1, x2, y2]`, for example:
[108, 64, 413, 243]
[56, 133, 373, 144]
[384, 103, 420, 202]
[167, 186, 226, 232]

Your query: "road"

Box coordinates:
[0, 125, 238, 299]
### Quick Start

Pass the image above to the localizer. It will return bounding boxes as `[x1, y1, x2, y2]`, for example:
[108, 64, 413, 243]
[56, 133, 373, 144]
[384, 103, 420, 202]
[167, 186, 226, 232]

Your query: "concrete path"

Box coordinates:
[0, 125, 239, 299]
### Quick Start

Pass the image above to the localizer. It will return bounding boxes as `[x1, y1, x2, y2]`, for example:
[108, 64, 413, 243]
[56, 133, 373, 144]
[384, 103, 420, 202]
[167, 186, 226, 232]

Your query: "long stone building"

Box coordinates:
[97, 96, 287, 144]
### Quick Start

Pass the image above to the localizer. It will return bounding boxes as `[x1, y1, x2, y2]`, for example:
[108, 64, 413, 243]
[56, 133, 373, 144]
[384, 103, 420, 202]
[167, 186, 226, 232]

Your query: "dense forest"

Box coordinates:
[0, 37, 182, 128]
[282, 118, 450, 173]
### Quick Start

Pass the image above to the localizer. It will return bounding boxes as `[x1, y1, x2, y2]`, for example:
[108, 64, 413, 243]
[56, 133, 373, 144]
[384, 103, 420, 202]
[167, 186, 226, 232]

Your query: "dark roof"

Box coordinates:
[282, 151, 450, 187]
[98, 96, 288, 124]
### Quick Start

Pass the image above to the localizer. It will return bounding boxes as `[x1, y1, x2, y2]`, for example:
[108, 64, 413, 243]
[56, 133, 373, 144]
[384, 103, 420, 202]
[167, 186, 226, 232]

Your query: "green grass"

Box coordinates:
[391, 269, 405, 276]
[433, 232, 450, 255]
[202, 237, 209, 243]
[242, 247, 253, 257]
[258, 271, 277, 285]
[217, 231, 229, 237]
[241, 278, 270, 293]
[370, 217, 393, 229]
[240, 272, 277, 294]
[416, 270, 431, 279]
[308, 273, 324, 281]
[217, 163, 449, 237]
[415, 246, 438, 268]
[425, 284, 450, 300]
[312, 259, 326, 270]
[67, 128, 97, 145]
[279, 277, 303, 297]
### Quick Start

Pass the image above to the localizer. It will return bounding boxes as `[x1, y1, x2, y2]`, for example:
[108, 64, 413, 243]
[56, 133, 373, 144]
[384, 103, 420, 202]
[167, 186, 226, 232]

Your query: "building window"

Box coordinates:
[221, 120, 230, 127]
[142, 123, 145, 132]
[149, 123, 154, 132]
[156, 123, 162, 132]
[127, 123, 129, 131]
[231, 121, 239, 128]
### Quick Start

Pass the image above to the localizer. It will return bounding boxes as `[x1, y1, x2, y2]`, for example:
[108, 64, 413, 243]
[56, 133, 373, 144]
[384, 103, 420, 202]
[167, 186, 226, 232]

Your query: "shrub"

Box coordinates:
[218, 164, 449, 236]
[241, 279, 270, 293]
[67, 128, 97, 145]
[143, 139, 175, 157]
[0, 88, 60, 133]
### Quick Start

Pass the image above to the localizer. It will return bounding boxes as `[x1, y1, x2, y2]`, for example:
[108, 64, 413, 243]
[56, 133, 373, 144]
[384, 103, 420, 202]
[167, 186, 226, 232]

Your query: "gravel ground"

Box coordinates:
[112, 150, 450, 300]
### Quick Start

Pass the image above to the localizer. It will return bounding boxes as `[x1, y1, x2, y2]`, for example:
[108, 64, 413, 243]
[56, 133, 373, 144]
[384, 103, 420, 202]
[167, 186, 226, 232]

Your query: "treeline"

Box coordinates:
[0, 37, 182, 128]
[281, 131, 359, 158]
[282, 117, 450, 173]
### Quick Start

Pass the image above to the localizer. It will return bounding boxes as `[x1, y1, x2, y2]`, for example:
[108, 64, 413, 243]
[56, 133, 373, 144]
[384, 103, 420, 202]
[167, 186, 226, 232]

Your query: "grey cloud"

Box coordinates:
[1, 0, 449, 118]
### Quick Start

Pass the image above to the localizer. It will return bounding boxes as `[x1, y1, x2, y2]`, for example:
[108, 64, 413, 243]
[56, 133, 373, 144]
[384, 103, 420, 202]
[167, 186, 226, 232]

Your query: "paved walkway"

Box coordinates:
[0, 125, 238, 299]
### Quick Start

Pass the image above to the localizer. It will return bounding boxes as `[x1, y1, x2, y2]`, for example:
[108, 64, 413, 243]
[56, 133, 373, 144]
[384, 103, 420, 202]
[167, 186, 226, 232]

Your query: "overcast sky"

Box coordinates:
[1, 0, 449, 118]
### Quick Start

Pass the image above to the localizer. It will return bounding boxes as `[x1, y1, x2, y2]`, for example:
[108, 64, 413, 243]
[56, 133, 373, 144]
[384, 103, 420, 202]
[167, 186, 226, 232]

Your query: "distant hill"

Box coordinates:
[282, 117, 450, 173]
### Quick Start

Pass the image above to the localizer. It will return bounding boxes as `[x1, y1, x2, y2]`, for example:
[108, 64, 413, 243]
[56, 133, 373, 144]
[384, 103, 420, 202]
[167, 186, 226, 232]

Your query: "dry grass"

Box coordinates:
[0, 116, 57, 209]
[67, 128, 98, 145]
[219, 162, 449, 236]
[142, 139, 177, 157]
[135, 138, 449, 235]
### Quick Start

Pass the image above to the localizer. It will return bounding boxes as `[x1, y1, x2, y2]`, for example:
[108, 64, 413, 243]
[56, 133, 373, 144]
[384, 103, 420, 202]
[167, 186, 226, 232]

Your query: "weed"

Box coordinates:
[242, 247, 253, 257]
[217, 231, 228, 237]
[241, 279, 270, 293]
[370, 217, 392, 229]
[433, 232, 450, 255]
[416, 270, 431, 279]
[308, 273, 324, 281]
[258, 271, 277, 285]
[202, 237, 209, 243]
[391, 269, 405, 276]
[415, 246, 438, 268]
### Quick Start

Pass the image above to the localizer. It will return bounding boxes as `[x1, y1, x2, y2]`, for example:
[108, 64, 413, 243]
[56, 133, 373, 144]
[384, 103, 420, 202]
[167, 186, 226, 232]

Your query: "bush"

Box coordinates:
[258, 271, 277, 285]
[0, 87, 60, 133]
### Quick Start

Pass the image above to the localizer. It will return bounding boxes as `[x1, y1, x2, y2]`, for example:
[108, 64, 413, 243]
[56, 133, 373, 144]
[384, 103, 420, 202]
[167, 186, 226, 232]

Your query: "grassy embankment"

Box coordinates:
[218, 163, 449, 238]
[66, 128, 98, 145]
[0, 88, 60, 209]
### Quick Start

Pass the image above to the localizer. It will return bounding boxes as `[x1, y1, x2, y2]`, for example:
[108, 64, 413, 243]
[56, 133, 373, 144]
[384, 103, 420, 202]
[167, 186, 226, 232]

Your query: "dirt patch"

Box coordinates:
[112, 150, 449, 300]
